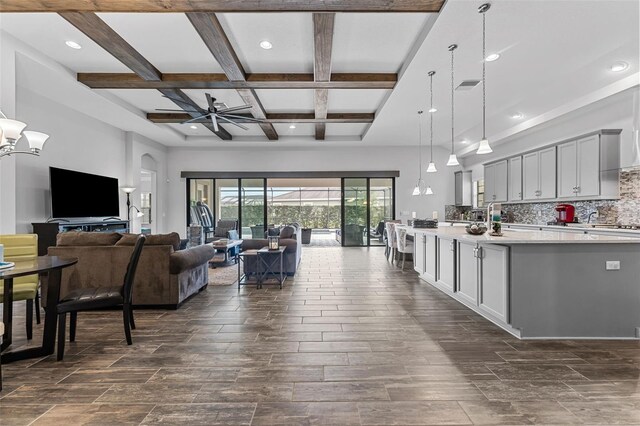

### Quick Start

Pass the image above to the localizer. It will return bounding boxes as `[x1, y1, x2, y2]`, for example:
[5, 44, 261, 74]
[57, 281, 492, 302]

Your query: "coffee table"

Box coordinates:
[209, 239, 243, 267]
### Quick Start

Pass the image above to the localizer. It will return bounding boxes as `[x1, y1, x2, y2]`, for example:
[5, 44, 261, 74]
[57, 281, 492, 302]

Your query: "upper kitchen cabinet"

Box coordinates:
[557, 131, 620, 199]
[508, 156, 523, 201]
[522, 147, 557, 200]
[484, 160, 508, 203]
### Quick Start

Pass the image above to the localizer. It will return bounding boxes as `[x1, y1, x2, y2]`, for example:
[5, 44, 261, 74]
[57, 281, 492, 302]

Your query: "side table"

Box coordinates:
[256, 247, 287, 289]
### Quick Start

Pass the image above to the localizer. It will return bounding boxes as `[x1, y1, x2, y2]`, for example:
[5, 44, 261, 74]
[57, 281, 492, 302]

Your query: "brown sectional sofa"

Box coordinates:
[43, 232, 215, 309]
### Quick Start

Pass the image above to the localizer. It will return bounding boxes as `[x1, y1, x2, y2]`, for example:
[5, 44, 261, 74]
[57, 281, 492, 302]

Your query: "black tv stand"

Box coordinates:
[32, 219, 129, 256]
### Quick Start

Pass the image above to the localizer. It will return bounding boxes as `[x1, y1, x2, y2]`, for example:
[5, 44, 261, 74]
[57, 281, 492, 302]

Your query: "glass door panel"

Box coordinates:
[240, 178, 266, 239]
[369, 178, 394, 246]
[216, 179, 239, 229]
[343, 178, 368, 246]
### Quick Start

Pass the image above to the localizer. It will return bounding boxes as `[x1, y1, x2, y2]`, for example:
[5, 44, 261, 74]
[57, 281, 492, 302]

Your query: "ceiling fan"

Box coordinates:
[156, 93, 263, 131]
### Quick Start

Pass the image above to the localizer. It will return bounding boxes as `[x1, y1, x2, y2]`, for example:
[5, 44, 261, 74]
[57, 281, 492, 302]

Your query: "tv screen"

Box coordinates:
[50, 167, 120, 218]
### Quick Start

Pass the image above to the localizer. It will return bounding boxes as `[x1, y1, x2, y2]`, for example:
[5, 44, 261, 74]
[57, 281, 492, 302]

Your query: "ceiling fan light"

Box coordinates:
[426, 162, 437, 173]
[446, 154, 460, 166]
[425, 186, 434, 195]
[476, 138, 493, 154]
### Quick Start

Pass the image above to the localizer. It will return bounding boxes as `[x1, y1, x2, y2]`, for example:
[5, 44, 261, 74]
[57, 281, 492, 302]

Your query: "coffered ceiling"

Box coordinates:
[0, 0, 637, 149]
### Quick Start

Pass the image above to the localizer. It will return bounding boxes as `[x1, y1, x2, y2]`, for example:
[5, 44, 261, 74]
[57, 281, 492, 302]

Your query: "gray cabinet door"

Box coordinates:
[577, 134, 600, 197]
[437, 237, 456, 293]
[424, 233, 438, 283]
[539, 147, 557, 199]
[522, 152, 539, 200]
[484, 164, 496, 202]
[558, 140, 578, 198]
[479, 244, 509, 324]
[508, 156, 522, 201]
[494, 160, 508, 202]
[413, 233, 426, 275]
[456, 241, 478, 306]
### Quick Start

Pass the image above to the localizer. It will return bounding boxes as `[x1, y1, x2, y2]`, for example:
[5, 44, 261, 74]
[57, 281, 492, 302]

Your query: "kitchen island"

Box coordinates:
[405, 225, 640, 339]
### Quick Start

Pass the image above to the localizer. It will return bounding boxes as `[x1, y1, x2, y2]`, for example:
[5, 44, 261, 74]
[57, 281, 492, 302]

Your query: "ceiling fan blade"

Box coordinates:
[205, 93, 215, 110]
[217, 115, 249, 130]
[217, 104, 253, 114]
[181, 113, 211, 124]
[221, 113, 265, 123]
[211, 114, 219, 132]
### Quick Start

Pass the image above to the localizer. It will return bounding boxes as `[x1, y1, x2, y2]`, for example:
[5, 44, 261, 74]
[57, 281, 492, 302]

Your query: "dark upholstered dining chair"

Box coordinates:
[56, 235, 146, 361]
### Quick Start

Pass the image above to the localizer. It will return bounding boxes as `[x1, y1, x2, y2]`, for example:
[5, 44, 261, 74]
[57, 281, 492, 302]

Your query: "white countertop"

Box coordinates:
[402, 224, 640, 244]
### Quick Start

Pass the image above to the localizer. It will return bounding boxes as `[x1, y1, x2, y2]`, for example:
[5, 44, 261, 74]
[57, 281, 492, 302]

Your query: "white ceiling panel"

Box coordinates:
[98, 13, 224, 73]
[328, 89, 389, 112]
[217, 13, 314, 73]
[326, 123, 368, 136]
[254, 89, 315, 112]
[332, 13, 430, 73]
[273, 123, 315, 137]
[0, 13, 130, 72]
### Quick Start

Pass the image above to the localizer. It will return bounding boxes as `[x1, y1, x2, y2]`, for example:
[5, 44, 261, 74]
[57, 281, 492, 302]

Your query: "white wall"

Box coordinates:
[462, 87, 639, 181]
[166, 145, 457, 236]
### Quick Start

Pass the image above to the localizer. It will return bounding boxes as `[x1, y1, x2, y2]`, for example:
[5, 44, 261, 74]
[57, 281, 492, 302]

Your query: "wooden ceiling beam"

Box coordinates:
[77, 73, 397, 89]
[2, 1, 445, 13]
[186, 12, 278, 140]
[59, 12, 231, 140]
[147, 112, 375, 124]
[313, 13, 335, 140]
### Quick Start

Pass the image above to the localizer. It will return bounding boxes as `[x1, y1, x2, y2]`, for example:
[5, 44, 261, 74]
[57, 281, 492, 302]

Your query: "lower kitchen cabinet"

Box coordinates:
[413, 233, 426, 275]
[424, 233, 438, 283]
[478, 244, 510, 324]
[456, 240, 478, 306]
[436, 236, 456, 293]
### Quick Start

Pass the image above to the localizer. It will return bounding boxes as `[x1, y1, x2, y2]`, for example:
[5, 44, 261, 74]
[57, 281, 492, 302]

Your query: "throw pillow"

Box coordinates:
[116, 232, 180, 251]
[57, 232, 122, 246]
[267, 227, 281, 237]
[279, 225, 295, 239]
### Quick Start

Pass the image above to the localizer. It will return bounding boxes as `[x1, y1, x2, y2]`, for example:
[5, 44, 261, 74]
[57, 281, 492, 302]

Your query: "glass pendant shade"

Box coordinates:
[476, 138, 493, 154]
[0, 119, 27, 140]
[426, 162, 437, 173]
[0, 128, 6, 148]
[412, 185, 421, 196]
[425, 186, 434, 195]
[446, 154, 460, 166]
[22, 131, 49, 151]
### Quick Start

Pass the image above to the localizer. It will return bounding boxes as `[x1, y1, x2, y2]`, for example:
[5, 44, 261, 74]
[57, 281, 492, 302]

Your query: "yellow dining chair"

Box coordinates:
[0, 234, 41, 340]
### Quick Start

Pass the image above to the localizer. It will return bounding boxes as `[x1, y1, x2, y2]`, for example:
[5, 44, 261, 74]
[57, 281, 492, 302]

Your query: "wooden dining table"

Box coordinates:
[1, 256, 77, 363]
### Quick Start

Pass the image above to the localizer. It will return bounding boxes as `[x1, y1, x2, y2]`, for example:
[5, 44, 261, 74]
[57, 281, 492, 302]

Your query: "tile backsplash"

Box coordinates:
[446, 168, 640, 225]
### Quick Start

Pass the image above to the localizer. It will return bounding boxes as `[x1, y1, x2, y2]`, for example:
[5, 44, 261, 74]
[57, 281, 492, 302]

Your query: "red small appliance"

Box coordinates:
[555, 204, 576, 224]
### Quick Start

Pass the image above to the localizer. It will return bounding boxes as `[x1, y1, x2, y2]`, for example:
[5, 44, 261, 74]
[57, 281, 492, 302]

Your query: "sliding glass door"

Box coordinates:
[369, 178, 394, 246]
[342, 178, 368, 246]
[240, 178, 266, 240]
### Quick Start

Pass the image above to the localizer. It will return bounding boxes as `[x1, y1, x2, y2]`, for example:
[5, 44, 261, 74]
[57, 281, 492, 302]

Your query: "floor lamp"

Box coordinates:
[121, 187, 136, 228]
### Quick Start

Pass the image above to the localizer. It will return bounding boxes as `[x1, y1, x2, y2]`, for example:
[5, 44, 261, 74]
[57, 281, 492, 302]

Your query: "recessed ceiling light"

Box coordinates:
[259, 40, 273, 50]
[511, 113, 524, 119]
[460, 140, 469, 144]
[485, 53, 500, 62]
[428, 108, 437, 113]
[289, 124, 296, 129]
[610, 61, 629, 72]
[190, 125, 198, 129]
[65, 40, 82, 49]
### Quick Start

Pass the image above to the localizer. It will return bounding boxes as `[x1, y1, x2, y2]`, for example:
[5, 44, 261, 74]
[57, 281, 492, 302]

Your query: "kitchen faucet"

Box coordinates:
[587, 211, 598, 224]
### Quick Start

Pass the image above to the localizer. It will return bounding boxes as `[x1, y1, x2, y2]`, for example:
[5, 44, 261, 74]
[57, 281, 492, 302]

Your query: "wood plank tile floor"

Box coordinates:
[1, 247, 639, 425]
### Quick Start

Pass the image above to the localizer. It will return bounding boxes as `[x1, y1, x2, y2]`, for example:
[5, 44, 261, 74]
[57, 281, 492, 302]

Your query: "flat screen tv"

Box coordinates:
[50, 167, 120, 218]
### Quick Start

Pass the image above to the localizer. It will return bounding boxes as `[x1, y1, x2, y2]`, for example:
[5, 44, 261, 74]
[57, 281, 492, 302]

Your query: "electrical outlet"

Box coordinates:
[606, 261, 620, 270]
[537, 210, 542, 217]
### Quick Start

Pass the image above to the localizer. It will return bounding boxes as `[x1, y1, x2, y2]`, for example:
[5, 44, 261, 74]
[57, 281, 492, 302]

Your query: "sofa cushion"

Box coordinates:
[170, 245, 215, 274]
[279, 226, 295, 239]
[116, 232, 180, 251]
[267, 227, 281, 237]
[57, 232, 122, 247]
[214, 227, 231, 238]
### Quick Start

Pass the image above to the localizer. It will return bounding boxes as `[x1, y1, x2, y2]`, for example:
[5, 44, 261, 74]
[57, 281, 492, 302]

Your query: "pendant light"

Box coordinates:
[476, 3, 493, 155]
[412, 110, 426, 196]
[426, 71, 437, 173]
[446, 44, 460, 166]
